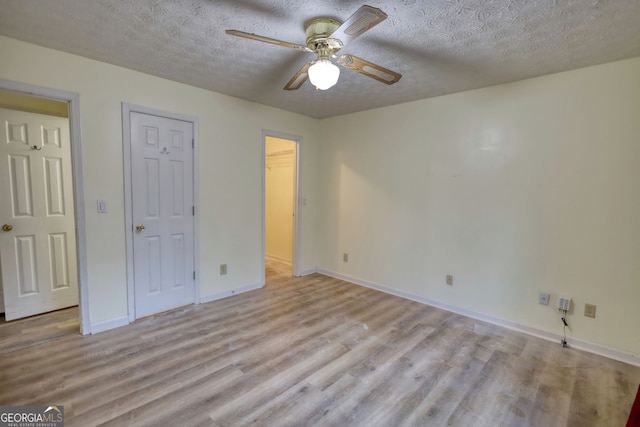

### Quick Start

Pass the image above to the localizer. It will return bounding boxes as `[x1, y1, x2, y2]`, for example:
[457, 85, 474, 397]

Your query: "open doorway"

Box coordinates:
[264, 133, 300, 279]
[0, 81, 89, 335]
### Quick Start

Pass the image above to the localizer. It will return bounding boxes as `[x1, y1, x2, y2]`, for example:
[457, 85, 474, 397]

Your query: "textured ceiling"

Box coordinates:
[1, 0, 639, 119]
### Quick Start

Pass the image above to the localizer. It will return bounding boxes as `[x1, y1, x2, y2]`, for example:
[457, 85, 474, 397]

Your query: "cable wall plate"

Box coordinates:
[558, 297, 571, 311]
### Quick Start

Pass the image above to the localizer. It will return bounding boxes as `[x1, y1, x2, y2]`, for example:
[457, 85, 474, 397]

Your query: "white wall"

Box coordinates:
[317, 57, 640, 358]
[2, 34, 639, 361]
[0, 36, 319, 328]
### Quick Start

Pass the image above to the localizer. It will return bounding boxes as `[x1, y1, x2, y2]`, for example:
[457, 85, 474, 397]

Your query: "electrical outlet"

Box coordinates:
[539, 292, 550, 306]
[446, 275, 453, 286]
[220, 264, 227, 275]
[343, 253, 349, 262]
[584, 303, 596, 318]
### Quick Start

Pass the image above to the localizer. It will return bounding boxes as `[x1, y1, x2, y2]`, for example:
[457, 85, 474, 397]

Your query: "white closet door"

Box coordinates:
[0, 108, 77, 320]
[130, 111, 195, 318]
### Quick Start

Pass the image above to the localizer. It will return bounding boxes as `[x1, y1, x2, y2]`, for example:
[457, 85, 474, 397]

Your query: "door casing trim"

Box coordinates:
[0, 79, 90, 334]
[122, 103, 200, 322]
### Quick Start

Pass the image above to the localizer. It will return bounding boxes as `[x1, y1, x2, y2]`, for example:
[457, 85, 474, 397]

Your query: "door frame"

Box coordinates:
[262, 130, 302, 281]
[122, 103, 200, 321]
[0, 79, 90, 334]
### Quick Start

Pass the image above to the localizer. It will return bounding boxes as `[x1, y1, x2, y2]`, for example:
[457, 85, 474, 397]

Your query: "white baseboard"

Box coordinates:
[266, 254, 292, 265]
[90, 316, 129, 334]
[317, 269, 640, 367]
[89, 281, 272, 333]
[297, 267, 318, 276]
[200, 281, 264, 304]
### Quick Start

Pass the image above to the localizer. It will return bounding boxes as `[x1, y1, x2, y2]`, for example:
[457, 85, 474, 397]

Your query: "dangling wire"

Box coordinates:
[560, 309, 568, 347]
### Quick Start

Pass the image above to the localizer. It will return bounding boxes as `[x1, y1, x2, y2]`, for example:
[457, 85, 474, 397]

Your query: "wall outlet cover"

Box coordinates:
[539, 292, 550, 306]
[584, 303, 597, 318]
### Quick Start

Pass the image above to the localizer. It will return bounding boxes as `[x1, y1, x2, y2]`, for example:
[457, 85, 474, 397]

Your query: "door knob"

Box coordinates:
[2, 224, 13, 232]
[135, 224, 145, 232]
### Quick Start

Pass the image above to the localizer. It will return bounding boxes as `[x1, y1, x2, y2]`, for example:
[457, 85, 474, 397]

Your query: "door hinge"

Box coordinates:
[193, 271, 196, 280]
[192, 138, 194, 148]
[192, 206, 195, 216]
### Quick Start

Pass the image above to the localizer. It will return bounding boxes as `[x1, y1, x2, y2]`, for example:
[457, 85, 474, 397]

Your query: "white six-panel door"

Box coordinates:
[0, 108, 78, 320]
[130, 112, 195, 318]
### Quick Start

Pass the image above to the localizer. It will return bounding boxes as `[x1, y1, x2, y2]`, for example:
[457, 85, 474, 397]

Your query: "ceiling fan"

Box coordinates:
[226, 5, 402, 91]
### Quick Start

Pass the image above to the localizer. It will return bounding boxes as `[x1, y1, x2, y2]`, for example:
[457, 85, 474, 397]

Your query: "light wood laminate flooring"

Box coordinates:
[1, 260, 639, 426]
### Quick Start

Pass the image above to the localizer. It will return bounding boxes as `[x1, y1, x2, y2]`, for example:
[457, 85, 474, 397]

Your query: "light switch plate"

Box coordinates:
[97, 199, 107, 213]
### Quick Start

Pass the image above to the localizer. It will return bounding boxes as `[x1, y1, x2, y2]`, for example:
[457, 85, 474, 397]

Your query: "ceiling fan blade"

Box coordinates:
[284, 62, 311, 90]
[225, 30, 311, 52]
[329, 5, 388, 46]
[336, 54, 402, 85]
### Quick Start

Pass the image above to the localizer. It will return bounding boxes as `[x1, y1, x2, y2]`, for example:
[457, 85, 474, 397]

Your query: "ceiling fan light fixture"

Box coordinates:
[308, 59, 340, 90]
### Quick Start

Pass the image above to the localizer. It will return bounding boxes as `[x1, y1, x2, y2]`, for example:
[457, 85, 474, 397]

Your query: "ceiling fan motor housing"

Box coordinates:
[305, 18, 343, 50]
